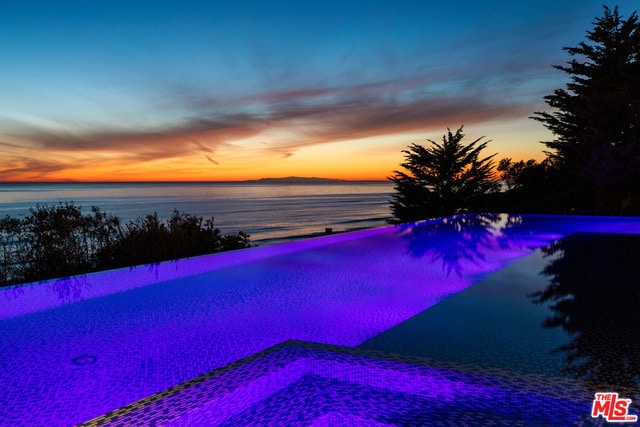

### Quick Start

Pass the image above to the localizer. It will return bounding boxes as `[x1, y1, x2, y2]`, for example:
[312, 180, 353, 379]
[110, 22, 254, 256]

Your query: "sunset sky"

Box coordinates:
[1, 0, 637, 181]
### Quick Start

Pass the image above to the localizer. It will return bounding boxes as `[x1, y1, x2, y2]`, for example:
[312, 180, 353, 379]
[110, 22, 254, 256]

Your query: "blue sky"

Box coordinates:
[1, 0, 637, 181]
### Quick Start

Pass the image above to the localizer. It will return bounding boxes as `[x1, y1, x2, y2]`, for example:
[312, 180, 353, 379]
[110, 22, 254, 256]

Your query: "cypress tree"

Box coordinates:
[389, 126, 498, 222]
[532, 6, 640, 214]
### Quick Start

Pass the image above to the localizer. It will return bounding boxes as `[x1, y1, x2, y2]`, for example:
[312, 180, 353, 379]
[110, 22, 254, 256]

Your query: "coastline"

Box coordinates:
[253, 220, 392, 245]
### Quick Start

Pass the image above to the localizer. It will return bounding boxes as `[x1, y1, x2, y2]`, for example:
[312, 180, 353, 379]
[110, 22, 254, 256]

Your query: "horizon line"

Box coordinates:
[0, 178, 392, 184]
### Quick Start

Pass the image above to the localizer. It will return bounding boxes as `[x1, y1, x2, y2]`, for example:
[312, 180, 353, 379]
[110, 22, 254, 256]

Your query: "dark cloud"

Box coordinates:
[204, 155, 219, 165]
[0, 157, 71, 181]
[191, 140, 215, 154]
[5, 116, 265, 167]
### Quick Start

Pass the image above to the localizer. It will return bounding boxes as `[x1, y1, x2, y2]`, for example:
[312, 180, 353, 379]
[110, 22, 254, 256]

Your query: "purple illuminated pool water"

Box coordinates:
[1, 214, 639, 426]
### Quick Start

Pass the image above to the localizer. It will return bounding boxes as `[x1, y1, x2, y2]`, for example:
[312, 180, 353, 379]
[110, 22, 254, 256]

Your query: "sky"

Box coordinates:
[1, 0, 638, 182]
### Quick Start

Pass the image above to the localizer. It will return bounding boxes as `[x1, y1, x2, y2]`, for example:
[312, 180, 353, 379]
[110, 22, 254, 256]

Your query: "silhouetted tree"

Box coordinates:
[389, 127, 499, 222]
[498, 158, 546, 191]
[496, 158, 567, 213]
[532, 6, 640, 214]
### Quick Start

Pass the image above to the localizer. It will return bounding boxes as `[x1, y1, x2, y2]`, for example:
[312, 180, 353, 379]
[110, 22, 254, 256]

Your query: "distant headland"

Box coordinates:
[0, 177, 387, 184]
[245, 176, 348, 184]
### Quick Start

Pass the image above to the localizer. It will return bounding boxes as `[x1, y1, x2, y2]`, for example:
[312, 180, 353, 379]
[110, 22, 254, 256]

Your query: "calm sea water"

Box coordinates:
[0, 182, 395, 243]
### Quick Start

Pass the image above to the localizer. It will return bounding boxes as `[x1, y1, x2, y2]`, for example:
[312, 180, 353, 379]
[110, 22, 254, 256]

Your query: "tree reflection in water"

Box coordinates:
[402, 213, 503, 276]
[532, 233, 640, 390]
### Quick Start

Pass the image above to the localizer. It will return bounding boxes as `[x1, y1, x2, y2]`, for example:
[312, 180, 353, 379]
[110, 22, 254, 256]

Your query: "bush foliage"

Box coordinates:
[0, 202, 252, 287]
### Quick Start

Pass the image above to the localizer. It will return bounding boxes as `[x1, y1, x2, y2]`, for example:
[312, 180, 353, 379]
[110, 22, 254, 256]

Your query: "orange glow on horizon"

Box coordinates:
[0, 119, 551, 183]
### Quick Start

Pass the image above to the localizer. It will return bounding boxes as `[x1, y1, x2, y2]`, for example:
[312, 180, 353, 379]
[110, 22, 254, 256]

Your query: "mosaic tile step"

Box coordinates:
[80, 340, 599, 426]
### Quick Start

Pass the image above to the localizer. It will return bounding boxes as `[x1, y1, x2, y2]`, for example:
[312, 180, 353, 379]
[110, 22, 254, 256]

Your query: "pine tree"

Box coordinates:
[532, 6, 640, 213]
[389, 127, 498, 222]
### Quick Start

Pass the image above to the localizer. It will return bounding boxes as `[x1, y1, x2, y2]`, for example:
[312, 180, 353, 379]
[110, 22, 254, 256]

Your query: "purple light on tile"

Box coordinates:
[1, 214, 640, 426]
[88, 341, 592, 426]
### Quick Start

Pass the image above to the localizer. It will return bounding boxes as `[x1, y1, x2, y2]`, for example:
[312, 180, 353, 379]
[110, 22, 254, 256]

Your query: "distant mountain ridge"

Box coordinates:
[247, 176, 348, 183]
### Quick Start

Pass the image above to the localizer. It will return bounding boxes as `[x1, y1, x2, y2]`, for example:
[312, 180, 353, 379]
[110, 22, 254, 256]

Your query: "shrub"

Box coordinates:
[0, 203, 253, 287]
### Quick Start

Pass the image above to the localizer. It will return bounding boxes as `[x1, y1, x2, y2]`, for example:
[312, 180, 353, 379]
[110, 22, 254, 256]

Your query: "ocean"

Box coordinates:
[0, 182, 395, 244]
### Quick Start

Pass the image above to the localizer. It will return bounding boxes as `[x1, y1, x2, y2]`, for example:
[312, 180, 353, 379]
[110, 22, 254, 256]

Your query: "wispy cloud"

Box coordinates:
[0, 157, 72, 181]
[1, 68, 546, 179]
[1, 0, 614, 181]
[5, 116, 264, 164]
[204, 155, 219, 165]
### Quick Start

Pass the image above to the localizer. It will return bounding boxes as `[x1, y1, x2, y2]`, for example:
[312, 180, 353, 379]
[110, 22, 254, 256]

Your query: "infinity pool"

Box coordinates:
[1, 214, 639, 425]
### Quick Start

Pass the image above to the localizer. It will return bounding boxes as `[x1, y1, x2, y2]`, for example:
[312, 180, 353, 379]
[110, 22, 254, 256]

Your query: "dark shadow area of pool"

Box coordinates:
[359, 232, 640, 393]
